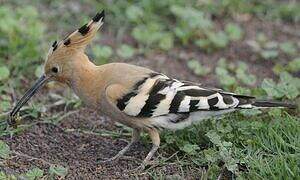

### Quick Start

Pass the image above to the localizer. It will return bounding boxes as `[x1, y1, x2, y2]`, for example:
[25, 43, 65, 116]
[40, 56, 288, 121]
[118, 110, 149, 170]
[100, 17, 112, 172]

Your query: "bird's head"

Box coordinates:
[9, 10, 105, 125]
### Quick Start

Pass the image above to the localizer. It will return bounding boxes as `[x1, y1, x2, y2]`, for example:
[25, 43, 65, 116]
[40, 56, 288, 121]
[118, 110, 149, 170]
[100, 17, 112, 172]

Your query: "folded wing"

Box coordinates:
[116, 73, 255, 118]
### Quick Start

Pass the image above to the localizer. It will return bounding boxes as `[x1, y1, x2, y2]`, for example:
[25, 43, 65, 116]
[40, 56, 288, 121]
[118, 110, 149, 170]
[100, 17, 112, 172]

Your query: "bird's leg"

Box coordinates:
[138, 129, 160, 170]
[101, 129, 140, 163]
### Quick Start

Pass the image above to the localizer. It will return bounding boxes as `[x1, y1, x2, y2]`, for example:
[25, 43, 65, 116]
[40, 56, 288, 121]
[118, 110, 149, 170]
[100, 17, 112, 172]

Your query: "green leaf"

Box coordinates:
[187, 59, 210, 76]
[126, 5, 144, 22]
[25, 167, 44, 180]
[278, 72, 300, 99]
[204, 149, 219, 163]
[224, 157, 238, 173]
[261, 78, 283, 98]
[195, 39, 211, 51]
[234, 86, 251, 96]
[206, 131, 222, 146]
[241, 74, 257, 86]
[247, 40, 261, 52]
[49, 165, 68, 177]
[0, 140, 10, 159]
[180, 143, 200, 155]
[236, 62, 256, 85]
[218, 146, 238, 173]
[159, 33, 174, 51]
[215, 67, 228, 76]
[287, 57, 300, 72]
[131, 23, 164, 46]
[279, 71, 295, 84]
[217, 58, 228, 68]
[34, 66, 43, 78]
[208, 31, 229, 48]
[215, 67, 236, 87]
[261, 50, 279, 60]
[174, 27, 190, 44]
[272, 64, 286, 75]
[264, 41, 278, 49]
[261, 73, 299, 99]
[279, 41, 297, 55]
[0, 172, 8, 180]
[222, 141, 233, 147]
[256, 32, 268, 44]
[117, 44, 135, 59]
[170, 5, 212, 30]
[0, 66, 10, 81]
[92, 45, 113, 64]
[197, 31, 230, 52]
[225, 23, 243, 41]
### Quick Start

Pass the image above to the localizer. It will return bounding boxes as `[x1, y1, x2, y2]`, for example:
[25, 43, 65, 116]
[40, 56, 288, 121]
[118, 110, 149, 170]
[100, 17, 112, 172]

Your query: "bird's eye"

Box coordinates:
[51, 67, 59, 73]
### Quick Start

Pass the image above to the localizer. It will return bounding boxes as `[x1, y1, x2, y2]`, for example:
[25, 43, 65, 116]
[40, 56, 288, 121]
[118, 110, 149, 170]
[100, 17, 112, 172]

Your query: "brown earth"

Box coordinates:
[2, 108, 203, 179]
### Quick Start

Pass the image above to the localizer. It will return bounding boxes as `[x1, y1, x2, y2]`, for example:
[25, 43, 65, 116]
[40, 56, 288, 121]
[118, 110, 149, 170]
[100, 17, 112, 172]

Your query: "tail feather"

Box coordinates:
[252, 100, 297, 109]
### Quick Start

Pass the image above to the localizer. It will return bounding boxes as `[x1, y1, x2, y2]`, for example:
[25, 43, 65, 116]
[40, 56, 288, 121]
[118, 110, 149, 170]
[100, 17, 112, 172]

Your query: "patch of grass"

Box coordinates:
[155, 112, 300, 179]
[243, 113, 300, 179]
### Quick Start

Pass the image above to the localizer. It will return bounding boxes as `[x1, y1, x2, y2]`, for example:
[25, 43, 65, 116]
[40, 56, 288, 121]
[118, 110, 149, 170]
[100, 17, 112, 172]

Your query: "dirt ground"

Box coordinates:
[1, 17, 299, 179]
[2, 108, 203, 179]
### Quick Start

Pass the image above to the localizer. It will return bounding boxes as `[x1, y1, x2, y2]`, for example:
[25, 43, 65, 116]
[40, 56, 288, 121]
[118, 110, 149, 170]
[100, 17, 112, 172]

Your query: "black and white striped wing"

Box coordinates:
[116, 73, 255, 118]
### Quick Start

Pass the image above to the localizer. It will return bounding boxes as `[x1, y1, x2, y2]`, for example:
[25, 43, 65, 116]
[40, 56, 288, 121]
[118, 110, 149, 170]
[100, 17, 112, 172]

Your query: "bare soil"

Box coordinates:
[2, 109, 202, 179]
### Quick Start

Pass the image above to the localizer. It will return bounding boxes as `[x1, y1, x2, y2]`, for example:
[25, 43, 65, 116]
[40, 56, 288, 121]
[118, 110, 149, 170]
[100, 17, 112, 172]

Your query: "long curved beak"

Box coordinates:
[8, 74, 50, 126]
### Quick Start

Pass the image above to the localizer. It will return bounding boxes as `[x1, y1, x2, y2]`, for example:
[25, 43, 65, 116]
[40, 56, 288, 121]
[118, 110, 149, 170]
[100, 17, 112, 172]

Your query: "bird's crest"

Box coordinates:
[49, 10, 105, 56]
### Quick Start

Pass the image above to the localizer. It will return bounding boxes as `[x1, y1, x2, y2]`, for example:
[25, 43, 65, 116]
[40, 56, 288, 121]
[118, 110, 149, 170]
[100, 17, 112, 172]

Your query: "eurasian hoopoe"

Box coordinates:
[9, 11, 296, 169]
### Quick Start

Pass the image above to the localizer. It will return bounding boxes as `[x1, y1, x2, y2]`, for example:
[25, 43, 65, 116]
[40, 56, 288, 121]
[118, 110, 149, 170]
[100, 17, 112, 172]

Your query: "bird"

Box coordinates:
[9, 10, 296, 169]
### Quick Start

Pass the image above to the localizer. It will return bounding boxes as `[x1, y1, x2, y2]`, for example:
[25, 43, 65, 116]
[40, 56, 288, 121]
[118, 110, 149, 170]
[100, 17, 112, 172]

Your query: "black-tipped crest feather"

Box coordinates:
[52, 41, 57, 47]
[64, 38, 71, 46]
[92, 10, 105, 22]
[78, 23, 90, 35]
